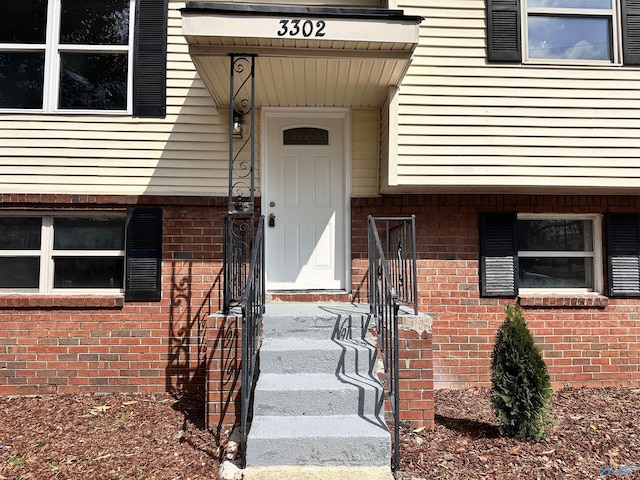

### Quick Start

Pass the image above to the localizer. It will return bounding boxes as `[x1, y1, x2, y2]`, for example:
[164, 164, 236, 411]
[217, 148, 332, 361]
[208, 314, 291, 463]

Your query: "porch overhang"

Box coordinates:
[181, 2, 423, 107]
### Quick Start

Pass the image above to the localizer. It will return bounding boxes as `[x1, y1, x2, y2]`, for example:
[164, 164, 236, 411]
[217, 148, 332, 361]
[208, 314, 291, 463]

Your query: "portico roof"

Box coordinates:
[181, 2, 423, 107]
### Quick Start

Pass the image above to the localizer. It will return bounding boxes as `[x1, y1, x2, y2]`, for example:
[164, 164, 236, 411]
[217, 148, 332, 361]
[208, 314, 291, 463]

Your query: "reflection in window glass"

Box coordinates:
[60, 0, 130, 45]
[0, 258, 40, 288]
[0, 52, 45, 109]
[58, 53, 128, 110]
[0, 0, 48, 43]
[54, 257, 124, 288]
[0, 217, 42, 249]
[517, 219, 592, 251]
[528, 0, 611, 8]
[283, 128, 329, 146]
[528, 16, 611, 60]
[54, 218, 125, 250]
[519, 257, 593, 289]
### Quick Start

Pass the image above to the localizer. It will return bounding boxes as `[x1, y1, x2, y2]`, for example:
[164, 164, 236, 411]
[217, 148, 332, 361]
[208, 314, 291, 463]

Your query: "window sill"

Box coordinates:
[0, 295, 124, 310]
[517, 294, 608, 309]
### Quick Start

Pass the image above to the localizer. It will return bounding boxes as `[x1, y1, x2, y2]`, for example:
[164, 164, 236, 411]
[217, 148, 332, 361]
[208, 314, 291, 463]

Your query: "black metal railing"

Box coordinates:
[222, 215, 265, 467]
[368, 215, 418, 472]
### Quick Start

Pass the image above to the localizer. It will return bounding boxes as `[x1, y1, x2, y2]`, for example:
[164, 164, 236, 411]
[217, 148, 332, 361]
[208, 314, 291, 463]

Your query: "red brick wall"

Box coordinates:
[353, 194, 640, 390]
[0, 194, 229, 398]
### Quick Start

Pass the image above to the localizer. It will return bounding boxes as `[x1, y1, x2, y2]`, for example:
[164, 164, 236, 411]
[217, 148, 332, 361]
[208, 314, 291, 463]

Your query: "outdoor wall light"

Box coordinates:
[232, 110, 243, 139]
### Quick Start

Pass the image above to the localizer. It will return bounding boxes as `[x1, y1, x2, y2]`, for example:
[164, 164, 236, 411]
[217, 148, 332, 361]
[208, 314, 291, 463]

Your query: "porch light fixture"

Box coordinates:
[232, 110, 244, 139]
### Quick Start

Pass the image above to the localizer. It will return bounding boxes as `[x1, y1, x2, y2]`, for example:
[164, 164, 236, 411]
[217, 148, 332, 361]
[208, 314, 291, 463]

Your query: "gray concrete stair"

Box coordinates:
[246, 303, 390, 468]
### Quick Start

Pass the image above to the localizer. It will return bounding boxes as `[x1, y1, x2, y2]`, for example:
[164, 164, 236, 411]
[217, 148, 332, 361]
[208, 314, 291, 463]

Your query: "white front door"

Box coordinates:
[264, 112, 348, 290]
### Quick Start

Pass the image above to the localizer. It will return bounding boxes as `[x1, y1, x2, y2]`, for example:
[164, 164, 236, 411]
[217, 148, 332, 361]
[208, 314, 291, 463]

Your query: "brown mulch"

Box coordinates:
[1, 387, 639, 480]
[0, 391, 221, 480]
[400, 386, 640, 480]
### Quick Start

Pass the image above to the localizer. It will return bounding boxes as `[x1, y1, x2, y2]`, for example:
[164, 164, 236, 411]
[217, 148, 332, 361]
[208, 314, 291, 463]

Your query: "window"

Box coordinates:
[0, 208, 162, 300]
[480, 212, 604, 296]
[524, 0, 616, 62]
[0, 215, 126, 292]
[0, 0, 168, 115]
[517, 214, 602, 292]
[486, 0, 640, 65]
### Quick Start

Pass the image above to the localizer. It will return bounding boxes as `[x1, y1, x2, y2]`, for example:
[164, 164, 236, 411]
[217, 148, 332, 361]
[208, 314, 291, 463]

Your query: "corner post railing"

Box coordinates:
[368, 215, 418, 472]
[222, 53, 265, 467]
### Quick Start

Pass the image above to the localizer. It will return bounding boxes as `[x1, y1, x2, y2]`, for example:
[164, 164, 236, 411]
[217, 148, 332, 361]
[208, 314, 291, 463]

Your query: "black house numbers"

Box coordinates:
[276, 19, 326, 38]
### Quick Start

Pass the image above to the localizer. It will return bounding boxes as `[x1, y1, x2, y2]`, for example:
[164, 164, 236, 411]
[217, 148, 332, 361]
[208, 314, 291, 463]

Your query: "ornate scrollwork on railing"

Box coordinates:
[228, 55, 256, 215]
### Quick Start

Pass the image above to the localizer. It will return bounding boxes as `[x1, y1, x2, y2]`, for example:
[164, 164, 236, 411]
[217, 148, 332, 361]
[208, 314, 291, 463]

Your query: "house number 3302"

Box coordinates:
[277, 19, 326, 38]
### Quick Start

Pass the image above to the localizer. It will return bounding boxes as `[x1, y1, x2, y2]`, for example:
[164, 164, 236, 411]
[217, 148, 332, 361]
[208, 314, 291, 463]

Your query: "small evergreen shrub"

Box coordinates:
[490, 304, 552, 441]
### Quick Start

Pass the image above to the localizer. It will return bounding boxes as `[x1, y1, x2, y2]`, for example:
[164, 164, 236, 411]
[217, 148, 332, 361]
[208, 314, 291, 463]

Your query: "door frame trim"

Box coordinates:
[261, 107, 352, 292]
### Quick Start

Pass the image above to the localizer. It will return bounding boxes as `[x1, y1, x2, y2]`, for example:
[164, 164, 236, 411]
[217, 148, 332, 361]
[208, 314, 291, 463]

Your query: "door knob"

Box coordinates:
[268, 213, 276, 227]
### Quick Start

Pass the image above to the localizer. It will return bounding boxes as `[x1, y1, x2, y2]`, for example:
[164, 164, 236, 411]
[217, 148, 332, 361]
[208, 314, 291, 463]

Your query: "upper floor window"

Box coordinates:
[486, 0, 640, 65]
[0, 0, 168, 116]
[0, 0, 133, 112]
[524, 0, 617, 62]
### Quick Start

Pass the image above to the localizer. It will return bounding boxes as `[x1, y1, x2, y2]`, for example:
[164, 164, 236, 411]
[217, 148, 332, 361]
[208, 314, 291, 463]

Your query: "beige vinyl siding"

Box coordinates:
[0, 1, 236, 197]
[388, 0, 640, 193]
[351, 109, 380, 197]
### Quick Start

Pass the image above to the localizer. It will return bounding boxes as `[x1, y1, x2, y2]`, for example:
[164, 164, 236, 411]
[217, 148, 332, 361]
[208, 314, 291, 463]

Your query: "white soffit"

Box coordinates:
[181, 2, 423, 107]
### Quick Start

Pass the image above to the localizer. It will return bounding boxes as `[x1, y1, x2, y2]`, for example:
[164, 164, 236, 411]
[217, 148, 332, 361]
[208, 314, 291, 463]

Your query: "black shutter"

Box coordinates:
[622, 0, 640, 65]
[480, 212, 518, 297]
[486, 0, 522, 62]
[606, 213, 640, 297]
[134, 0, 168, 117]
[125, 208, 163, 302]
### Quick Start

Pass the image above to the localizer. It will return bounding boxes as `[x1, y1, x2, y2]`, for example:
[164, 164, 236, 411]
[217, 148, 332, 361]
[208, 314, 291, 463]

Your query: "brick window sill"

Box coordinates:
[0, 295, 124, 309]
[517, 294, 608, 308]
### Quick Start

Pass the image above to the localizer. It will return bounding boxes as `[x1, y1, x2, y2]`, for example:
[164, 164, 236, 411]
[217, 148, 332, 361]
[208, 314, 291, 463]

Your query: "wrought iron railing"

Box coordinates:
[368, 215, 418, 471]
[223, 215, 265, 467]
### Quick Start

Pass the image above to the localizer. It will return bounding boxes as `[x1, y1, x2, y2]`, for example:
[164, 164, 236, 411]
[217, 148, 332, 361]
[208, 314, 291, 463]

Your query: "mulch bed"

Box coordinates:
[1, 387, 639, 479]
[400, 386, 640, 480]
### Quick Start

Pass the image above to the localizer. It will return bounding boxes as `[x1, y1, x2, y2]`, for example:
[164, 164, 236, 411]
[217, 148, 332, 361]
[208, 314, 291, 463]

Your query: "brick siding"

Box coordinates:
[353, 194, 640, 390]
[0, 195, 228, 401]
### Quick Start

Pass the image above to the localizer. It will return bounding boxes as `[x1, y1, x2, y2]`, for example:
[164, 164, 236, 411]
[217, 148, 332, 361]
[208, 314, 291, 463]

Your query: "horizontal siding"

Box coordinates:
[393, 0, 640, 192]
[0, 1, 234, 197]
[351, 109, 379, 197]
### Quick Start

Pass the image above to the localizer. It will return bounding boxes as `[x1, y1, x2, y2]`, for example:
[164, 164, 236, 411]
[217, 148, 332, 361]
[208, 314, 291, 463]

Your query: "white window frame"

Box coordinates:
[517, 213, 603, 294]
[522, 0, 621, 65]
[0, 212, 125, 294]
[0, 0, 135, 114]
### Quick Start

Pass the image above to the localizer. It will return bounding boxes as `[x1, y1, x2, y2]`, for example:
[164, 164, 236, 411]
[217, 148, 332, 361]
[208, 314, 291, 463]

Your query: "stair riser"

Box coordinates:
[253, 386, 384, 417]
[262, 316, 372, 340]
[246, 436, 391, 467]
[259, 345, 377, 375]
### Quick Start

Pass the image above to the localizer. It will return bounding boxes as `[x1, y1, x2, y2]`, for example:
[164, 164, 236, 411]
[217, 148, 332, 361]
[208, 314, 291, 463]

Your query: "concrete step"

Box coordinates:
[241, 465, 393, 480]
[246, 414, 390, 467]
[262, 303, 373, 340]
[261, 315, 372, 340]
[259, 337, 377, 375]
[253, 373, 384, 417]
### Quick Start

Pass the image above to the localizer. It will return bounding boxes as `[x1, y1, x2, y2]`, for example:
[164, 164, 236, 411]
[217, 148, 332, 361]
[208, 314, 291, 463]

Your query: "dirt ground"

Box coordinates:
[1, 387, 639, 479]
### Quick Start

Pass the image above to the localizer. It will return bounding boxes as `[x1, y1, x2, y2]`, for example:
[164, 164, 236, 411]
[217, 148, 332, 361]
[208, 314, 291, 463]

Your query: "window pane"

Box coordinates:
[0, 217, 42, 249]
[0, 0, 48, 43]
[519, 257, 593, 289]
[0, 258, 40, 288]
[54, 257, 124, 288]
[54, 218, 124, 250]
[0, 52, 45, 109]
[528, 0, 611, 9]
[60, 0, 130, 45]
[528, 16, 611, 60]
[517, 219, 593, 251]
[58, 53, 127, 110]
[283, 128, 329, 145]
